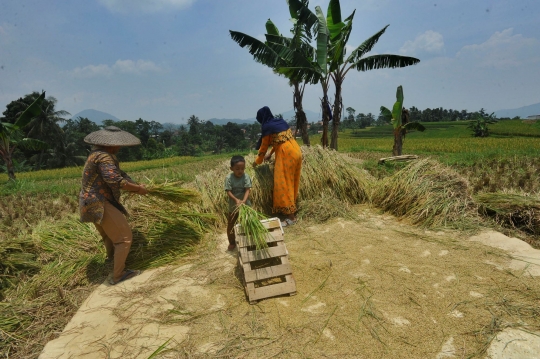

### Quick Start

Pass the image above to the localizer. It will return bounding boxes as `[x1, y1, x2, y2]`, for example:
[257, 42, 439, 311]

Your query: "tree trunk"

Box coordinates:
[37, 149, 44, 171]
[320, 96, 331, 148]
[330, 78, 343, 151]
[0, 151, 16, 180]
[293, 82, 310, 146]
[392, 127, 403, 156]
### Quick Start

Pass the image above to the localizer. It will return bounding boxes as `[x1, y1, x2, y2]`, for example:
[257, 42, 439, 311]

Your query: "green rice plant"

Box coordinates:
[475, 192, 540, 236]
[371, 158, 478, 228]
[146, 181, 200, 203]
[235, 204, 269, 250]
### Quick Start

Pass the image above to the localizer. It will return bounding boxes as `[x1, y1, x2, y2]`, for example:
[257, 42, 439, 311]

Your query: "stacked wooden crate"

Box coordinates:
[235, 218, 296, 304]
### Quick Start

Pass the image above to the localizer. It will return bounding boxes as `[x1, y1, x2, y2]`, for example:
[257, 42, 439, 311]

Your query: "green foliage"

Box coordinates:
[468, 110, 497, 137]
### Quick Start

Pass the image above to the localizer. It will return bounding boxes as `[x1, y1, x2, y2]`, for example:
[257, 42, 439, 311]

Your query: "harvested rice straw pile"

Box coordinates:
[188, 145, 373, 226]
[234, 204, 269, 250]
[1, 192, 209, 357]
[298, 194, 357, 223]
[371, 158, 478, 227]
[475, 191, 540, 235]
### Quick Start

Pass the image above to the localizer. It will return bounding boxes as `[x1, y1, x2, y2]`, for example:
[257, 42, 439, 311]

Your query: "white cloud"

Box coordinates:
[98, 0, 195, 13]
[457, 28, 540, 68]
[400, 30, 444, 56]
[69, 59, 162, 78]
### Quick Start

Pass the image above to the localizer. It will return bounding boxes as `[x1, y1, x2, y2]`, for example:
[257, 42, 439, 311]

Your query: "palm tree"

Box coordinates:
[380, 86, 425, 156]
[24, 95, 69, 170]
[0, 92, 48, 180]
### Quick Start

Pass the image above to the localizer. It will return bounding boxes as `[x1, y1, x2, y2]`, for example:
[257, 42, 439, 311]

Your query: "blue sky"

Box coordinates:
[1, 0, 539, 123]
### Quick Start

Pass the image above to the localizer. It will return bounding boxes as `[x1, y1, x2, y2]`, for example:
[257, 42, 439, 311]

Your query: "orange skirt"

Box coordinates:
[272, 139, 302, 214]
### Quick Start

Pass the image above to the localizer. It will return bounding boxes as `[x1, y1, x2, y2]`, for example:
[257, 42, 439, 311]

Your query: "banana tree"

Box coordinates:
[0, 91, 48, 180]
[380, 86, 425, 156]
[280, 1, 333, 147]
[324, 0, 421, 150]
[230, 10, 314, 145]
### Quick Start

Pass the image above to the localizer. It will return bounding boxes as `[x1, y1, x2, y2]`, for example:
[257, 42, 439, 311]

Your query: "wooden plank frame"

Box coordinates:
[234, 217, 296, 304]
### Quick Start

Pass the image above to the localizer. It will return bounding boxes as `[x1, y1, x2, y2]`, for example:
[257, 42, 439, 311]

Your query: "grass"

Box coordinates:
[1, 118, 540, 357]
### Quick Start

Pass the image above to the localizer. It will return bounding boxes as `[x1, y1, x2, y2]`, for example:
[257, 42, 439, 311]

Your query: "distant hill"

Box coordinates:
[495, 103, 540, 119]
[71, 109, 120, 125]
[207, 109, 321, 126]
[206, 118, 257, 126]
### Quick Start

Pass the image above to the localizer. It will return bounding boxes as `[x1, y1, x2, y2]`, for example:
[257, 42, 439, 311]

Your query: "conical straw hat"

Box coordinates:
[84, 126, 141, 147]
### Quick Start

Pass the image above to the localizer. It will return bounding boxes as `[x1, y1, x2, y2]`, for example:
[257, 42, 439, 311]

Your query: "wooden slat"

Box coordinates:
[247, 277, 297, 302]
[236, 231, 284, 248]
[238, 256, 251, 273]
[235, 217, 283, 235]
[244, 263, 292, 283]
[239, 242, 288, 263]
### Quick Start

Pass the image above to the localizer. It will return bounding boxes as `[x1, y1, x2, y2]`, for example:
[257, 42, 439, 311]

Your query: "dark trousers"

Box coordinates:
[227, 212, 239, 246]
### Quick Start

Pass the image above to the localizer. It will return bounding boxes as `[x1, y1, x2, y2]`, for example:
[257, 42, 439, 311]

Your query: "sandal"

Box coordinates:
[281, 218, 297, 227]
[109, 269, 140, 285]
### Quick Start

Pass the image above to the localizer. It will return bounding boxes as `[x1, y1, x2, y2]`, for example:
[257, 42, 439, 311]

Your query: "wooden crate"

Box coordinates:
[235, 218, 296, 304]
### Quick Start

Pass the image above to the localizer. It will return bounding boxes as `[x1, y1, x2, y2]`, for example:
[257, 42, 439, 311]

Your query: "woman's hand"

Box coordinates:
[137, 185, 148, 195]
[252, 161, 258, 168]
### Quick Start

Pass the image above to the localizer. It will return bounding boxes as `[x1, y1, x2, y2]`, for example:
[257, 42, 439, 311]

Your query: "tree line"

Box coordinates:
[0, 91, 261, 178]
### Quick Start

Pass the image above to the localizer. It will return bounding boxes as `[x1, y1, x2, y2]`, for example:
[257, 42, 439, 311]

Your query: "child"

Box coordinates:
[224, 155, 252, 251]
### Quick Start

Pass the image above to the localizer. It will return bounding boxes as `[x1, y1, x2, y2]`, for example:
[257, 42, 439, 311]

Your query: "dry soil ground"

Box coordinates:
[39, 205, 540, 359]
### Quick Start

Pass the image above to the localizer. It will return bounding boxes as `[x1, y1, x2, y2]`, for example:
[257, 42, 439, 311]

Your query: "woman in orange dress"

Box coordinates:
[253, 106, 302, 226]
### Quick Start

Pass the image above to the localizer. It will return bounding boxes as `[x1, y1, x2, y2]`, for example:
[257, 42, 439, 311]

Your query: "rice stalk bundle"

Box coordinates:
[235, 204, 270, 250]
[146, 182, 200, 203]
[189, 146, 373, 225]
[299, 145, 372, 205]
[0, 236, 39, 294]
[475, 192, 540, 235]
[127, 201, 208, 268]
[298, 195, 356, 223]
[371, 158, 477, 227]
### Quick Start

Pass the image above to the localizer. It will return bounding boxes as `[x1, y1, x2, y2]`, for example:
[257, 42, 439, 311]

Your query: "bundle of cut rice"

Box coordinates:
[188, 146, 373, 225]
[146, 181, 199, 203]
[371, 158, 477, 228]
[475, 192, 540, 235]
[234, 204, 270, 250]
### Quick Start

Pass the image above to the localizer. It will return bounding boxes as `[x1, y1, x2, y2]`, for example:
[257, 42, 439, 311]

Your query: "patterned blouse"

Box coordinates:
[79, 150, 134, 224]
[255, 128, 295, 164]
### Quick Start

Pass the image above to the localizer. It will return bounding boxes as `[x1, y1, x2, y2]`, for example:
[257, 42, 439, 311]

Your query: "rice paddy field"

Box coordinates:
[1, 119, 540, 358]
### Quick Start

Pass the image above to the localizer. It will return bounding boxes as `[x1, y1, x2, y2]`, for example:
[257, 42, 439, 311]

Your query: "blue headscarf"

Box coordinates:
[255, 106, 290, 150]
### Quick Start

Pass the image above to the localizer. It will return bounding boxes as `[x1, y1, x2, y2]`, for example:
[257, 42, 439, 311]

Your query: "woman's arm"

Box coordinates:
[96, 153, 147, 195]
[122, 181, 148, 195]
[264, 147, 275, 162]
[254, 135, 271, 165]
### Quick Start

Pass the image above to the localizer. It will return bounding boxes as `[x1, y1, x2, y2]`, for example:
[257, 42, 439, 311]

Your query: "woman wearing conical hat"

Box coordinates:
[79, 126, 147, 285]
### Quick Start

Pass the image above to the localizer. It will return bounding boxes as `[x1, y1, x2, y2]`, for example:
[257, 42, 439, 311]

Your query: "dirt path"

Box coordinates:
[39, 206, 540, 358]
